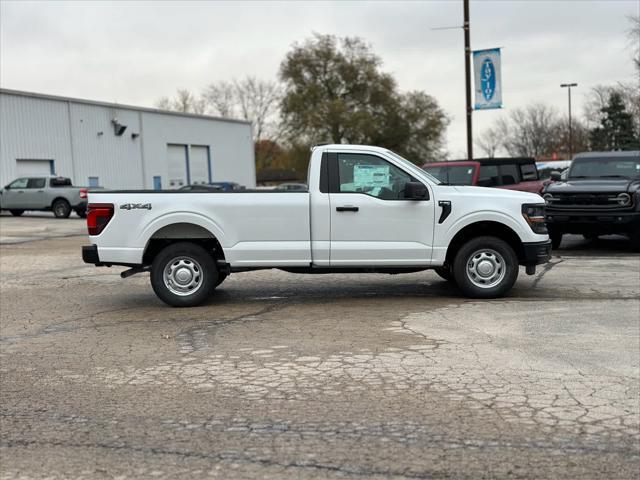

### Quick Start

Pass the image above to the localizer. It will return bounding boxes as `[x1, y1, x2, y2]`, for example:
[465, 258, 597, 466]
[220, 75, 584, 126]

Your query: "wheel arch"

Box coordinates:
[51, 196, 70, 208]
[444, 221, 525, 265]
[142, 222, 226, 266]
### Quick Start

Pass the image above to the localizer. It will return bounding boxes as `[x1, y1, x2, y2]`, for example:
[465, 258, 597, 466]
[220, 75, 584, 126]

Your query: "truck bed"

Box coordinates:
[88, 191, 312, 267]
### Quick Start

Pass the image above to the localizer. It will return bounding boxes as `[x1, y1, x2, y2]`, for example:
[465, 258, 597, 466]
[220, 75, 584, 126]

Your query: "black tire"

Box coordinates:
[549, 230, 563, 250]
[215, 273, 228, 287]
[629, 230, 640, 252]
[75, 208, 87, 219]
[10, 210, 24, 217]
[150, 242, 218, 307]
[52, 199, 71, 218]
[452, 236, 519, 299]
[582, 233, 597, 240]
[434, 266, 455, 283]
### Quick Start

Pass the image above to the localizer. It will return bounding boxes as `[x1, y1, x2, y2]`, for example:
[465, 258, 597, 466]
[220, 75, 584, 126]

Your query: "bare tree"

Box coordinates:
[584, 83, 640, 135]
[495, 103, 559, 158]
[202, 76, 283, 144]
[628, 15, 640, 73]
[154, 89, 206, 114]
[475, 126, 503, 157]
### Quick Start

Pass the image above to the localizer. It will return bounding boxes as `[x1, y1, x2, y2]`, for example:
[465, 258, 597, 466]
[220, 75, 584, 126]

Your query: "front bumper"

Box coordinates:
[545, 209, 640, 234]
[521, 240, 552, 265]
[82, 244, 102, 266]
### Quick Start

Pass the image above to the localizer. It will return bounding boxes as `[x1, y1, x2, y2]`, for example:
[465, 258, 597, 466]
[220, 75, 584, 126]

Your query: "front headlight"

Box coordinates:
[522, 203, 548, 234]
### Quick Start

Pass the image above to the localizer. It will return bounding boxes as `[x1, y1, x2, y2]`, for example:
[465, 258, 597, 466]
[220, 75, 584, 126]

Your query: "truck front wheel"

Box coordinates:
[150, 242, 218, 307]
[452, 236, 519, 299]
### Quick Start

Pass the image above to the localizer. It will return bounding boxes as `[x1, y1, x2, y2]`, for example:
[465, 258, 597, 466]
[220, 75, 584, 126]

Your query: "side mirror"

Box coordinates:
[404, 181, 429, 200]
[550, 171, 562, 181]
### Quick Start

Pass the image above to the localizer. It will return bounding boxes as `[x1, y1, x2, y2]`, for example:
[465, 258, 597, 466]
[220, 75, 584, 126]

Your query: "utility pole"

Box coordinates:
[560, 83, 577, 159]
[463, 0, 473, 162]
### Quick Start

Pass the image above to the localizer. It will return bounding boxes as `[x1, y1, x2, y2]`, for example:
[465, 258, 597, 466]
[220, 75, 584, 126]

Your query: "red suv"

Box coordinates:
[422, 158, 545, 194]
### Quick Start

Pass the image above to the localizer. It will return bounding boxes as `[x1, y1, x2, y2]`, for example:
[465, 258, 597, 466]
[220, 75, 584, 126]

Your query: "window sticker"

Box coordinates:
[353, 165, 390, 190]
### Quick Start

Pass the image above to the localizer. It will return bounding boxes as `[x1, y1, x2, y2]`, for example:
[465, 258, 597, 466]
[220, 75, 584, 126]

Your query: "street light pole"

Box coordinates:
[464, 0, 473, 162]
[560, 83, 578, 159]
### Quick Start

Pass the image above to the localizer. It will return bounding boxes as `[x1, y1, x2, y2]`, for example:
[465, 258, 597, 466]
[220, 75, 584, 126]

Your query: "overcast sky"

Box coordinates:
[1, 0, 638, 157]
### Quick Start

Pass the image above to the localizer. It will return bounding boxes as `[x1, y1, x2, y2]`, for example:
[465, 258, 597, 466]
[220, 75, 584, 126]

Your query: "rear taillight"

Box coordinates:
[87, 203, 114, 236]
[80, 188, 88, 199]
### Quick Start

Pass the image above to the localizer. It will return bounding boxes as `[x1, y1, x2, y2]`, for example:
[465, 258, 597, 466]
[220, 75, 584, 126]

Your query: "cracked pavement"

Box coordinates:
[0, 222, 639, 479]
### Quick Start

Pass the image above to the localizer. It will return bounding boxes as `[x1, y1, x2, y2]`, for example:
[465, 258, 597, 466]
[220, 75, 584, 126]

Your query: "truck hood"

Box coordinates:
[448, 185, 543, 203]
[545, 178, 640, 194]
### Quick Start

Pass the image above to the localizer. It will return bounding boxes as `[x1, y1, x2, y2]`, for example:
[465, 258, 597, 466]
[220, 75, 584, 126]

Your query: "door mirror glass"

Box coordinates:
[404, 181, 429, 200]
[550, 171, 562, 181]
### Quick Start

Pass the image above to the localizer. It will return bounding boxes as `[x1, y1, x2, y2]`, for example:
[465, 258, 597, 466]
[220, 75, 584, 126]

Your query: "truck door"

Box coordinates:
[328, 152, 435, 266]
[26, 178, 47, 208]
[2, 178, 29, 209]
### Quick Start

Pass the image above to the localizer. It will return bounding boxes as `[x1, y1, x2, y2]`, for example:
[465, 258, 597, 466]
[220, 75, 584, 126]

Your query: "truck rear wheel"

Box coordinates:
[150, 242, 218, 307]
[52, 199, 71, 218]
[452, 236, 519, 299]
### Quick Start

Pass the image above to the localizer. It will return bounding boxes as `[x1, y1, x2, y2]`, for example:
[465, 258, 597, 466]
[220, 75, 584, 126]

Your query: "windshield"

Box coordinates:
[384, 150, 442, 184]
[569, 156, 640, 179]
[423, 165, 475, 185]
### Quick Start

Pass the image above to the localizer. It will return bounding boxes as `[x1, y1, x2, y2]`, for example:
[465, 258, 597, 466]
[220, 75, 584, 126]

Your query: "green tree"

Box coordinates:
[279, 34, 448, 163]
[589, 92, 640, 151]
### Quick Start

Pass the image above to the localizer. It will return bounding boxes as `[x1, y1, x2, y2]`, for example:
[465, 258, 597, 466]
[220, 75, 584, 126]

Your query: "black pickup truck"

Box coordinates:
[543, 151, 640, 250]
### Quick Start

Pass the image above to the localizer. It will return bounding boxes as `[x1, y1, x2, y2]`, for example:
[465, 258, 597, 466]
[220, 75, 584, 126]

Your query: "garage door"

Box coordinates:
[17, 159, 54, 176]
[190, 146, 210, 185]
[167, 144, 187, 188]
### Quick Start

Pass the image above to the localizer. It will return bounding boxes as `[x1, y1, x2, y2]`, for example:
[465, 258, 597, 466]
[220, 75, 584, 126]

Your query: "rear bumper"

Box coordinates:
[521, 240, 552, 265]
[82, 244, 102, 266]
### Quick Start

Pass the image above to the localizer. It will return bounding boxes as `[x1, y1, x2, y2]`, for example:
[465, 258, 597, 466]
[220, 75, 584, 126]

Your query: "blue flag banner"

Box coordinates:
[473, 48, 502, 110]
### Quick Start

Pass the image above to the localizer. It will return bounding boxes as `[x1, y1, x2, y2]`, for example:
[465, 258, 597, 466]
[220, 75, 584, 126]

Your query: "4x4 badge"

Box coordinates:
[120, 203, 152, 210]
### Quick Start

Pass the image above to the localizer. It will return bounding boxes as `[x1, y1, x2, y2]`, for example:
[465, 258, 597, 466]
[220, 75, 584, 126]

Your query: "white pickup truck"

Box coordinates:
[82, 145, 551, 307]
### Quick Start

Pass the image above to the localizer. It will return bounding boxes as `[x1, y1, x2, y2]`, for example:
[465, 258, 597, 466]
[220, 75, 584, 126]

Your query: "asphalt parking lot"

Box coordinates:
[1, 214, 639, 479]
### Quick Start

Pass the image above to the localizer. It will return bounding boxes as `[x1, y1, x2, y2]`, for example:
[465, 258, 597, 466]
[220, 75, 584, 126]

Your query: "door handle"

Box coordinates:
[336, 206, 359, 212]
[37, 190, 44, 193]
[17, 190, 24, 193]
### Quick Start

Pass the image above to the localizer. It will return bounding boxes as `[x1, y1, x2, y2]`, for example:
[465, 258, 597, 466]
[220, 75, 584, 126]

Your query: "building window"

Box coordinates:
[88, 176, 100, 187]
[153, 176, 162, 190]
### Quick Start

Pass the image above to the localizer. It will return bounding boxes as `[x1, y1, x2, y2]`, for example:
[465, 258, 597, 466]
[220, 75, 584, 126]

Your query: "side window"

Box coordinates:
[336, 153, 413, 200]
[478, 165, 499, 187]
[498, 164, 520, 185]
[520, 163, 538, 181]
[27, 178, 46, 189]
[9, 178, 28, 189]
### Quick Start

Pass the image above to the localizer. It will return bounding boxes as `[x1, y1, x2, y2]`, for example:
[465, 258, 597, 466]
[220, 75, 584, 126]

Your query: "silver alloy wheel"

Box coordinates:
[465, 248, 506, 289]
[163, 256, 203, 296]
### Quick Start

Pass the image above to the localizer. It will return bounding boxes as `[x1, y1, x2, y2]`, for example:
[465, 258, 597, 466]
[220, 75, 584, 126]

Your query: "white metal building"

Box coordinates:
[0, 89, 255, 189]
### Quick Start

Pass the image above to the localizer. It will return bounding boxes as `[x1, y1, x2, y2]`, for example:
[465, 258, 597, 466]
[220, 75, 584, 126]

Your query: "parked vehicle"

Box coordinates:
[82, 144, 550, 307]
[275, 183, 308, 191]
[179, 184, 224, 192]
[423, 158, 545, 194]
[0, 176, 89, 218]
[209, 182, 245, 192]
[543, 151, 640, 249]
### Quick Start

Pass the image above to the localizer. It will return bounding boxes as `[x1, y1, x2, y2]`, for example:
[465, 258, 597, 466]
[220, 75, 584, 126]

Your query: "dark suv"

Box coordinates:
[543, 151, 640, 249]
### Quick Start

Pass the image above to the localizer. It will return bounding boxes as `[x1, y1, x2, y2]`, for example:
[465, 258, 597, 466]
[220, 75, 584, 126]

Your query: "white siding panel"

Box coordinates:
[69, 103, 143, 189]
[141, 112, 255, 189]
[0, 94, 73, 185]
